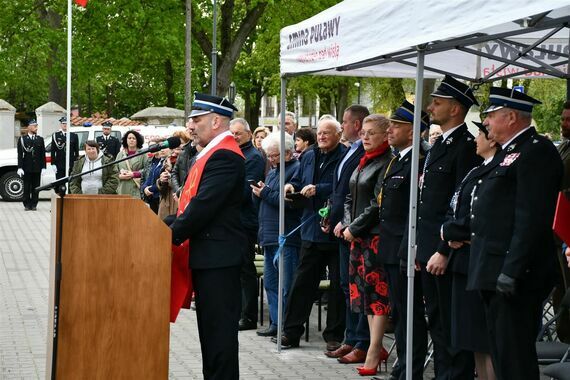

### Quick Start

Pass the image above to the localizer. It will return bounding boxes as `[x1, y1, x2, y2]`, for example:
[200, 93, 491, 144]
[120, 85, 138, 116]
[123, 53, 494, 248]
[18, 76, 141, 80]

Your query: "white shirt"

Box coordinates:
[483, 155, 495, 166]
[398, 145, 413, 159]
[196, 130, 234, 159]
[501, 126, 532, 149]
[441, 123, 463, 142]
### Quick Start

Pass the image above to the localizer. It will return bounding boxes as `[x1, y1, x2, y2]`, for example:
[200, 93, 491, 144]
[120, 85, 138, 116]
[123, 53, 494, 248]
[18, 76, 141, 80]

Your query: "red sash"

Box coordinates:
[170, 135, 244, 322]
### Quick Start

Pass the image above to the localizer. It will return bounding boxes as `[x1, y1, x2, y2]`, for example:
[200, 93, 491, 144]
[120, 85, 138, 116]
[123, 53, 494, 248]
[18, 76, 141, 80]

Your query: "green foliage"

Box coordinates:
[527, 79, 566, 138]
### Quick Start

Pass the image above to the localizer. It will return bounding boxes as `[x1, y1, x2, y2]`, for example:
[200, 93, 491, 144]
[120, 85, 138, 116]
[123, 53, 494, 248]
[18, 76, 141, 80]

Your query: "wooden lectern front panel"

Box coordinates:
[52, 195, 171, 379]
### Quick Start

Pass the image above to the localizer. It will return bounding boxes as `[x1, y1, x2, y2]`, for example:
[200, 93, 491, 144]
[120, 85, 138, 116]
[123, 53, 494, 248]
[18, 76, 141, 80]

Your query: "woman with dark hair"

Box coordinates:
[294, 127, 316, 159]
[116, 130, 146, 197]
[69, 140, 118, 194]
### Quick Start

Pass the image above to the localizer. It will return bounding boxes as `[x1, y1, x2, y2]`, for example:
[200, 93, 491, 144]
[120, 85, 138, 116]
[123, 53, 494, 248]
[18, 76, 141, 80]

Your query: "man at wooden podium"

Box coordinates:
[169, 92, 246, 380]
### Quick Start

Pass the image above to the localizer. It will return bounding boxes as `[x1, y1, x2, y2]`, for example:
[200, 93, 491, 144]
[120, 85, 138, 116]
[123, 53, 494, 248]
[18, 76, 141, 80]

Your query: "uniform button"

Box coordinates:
[438, 166, 443, 170]
[420, 201, 423, 204]
[381, 219, 385, 222]
[471, 215, 475, 219]
[471, 232, 475, 236]
[478, 179, 482, 184]
[474, 196, 478, 201]
[418, 216, 422, 220]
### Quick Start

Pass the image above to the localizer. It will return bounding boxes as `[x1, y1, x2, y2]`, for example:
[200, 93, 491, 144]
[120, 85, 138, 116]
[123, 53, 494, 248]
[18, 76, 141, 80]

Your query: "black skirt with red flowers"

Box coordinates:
[348, 235, 390, 316]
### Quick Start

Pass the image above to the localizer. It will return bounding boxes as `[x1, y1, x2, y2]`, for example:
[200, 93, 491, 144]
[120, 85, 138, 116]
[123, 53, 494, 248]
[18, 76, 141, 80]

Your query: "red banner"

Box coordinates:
[74, 0, 88, 7]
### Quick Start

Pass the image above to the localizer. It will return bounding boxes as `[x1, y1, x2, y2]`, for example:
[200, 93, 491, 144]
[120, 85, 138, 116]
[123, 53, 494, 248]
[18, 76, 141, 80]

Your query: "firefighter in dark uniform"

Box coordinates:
[17, 120, 46, 211]
[50, 116, 79, 179]
[419, 75, 482, 378]
[382, 100, 429, 380]
[469, 88, 563, 380]
[96, 121, 121, 159]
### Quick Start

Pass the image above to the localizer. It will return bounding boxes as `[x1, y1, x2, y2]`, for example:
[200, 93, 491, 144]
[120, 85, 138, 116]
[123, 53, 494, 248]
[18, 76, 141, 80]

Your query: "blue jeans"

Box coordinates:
[264, 245, 299, 329]
[339, 241, 370, 349]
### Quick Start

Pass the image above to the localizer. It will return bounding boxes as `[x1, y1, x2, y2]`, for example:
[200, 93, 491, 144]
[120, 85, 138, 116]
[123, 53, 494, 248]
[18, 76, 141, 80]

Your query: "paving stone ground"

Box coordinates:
[0, 199, 550, 379]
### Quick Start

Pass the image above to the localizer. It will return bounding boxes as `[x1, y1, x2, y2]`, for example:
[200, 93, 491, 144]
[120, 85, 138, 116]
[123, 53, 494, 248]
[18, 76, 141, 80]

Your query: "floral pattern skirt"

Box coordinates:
[349, 235, 390, 316]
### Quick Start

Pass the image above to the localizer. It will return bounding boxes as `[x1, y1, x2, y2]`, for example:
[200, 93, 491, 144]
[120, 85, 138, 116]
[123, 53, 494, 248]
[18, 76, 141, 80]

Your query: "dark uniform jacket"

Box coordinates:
[342, 151, 392, 237]
[240, 140, 266, 233]
[379, 149, 424, 265]
[289, 143, 346, 244]
[468, 127, 563, 291]
[329, 142, 365, 228]
[96, 135, 121, 159]
[170, 149, 247, 269]
[417, 123, 481, 263]
[439, 161, 497, 275]
[17, 134, 46, 173]
[558, 139, 570, 193]
[51, 130, 79, 170]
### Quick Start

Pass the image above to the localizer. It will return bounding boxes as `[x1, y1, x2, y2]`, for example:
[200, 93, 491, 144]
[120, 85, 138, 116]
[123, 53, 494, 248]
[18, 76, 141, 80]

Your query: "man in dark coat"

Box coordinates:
[169, 93, 246, 380]
[229, 117, 266, 331]
[96, 121, 121, 159]
[325, 105, 369, 362]
[382, 101, 430, 380]
[469, 88, 563, 379]
[50, 117, 79, 179]
[17, 120, 46, 211]
[272, 115, 347, 349]
[420, 75, 482, 378]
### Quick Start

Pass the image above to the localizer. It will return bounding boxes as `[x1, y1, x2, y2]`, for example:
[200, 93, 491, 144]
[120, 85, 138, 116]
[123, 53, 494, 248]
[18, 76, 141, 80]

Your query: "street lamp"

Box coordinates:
[354, 81, 361, 104]
[228, 82, 236, 104]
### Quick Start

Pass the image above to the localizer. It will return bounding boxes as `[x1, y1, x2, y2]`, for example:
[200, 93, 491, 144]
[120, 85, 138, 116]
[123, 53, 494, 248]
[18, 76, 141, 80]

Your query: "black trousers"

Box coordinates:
[283, 241, 345, 343]
[481, 289, 548, 380]
[193, 265, 241, 380]
[420, 264, 452, 379]
[385, 264, 428, 380]
[55, 163, 67, 180]
[240, 230, 258, 323]
[22, 172, 41, 208]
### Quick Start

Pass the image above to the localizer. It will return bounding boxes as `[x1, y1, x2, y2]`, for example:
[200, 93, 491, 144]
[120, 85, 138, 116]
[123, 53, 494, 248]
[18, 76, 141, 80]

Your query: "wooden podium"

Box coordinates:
[46, 194, 171, 379]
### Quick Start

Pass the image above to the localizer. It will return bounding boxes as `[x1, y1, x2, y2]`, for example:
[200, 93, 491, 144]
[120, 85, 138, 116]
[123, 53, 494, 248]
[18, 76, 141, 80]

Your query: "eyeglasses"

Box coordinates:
[359, 130, 383, 138]
[267, 152, 280, 159]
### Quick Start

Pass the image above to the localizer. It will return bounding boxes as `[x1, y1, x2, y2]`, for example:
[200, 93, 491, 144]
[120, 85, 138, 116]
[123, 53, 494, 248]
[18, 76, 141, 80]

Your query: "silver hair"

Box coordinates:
[230, 117, 251, 131]
[514, 109, 532, 123]
[261, 131, 294, 153]
[318, 114, 342, 132]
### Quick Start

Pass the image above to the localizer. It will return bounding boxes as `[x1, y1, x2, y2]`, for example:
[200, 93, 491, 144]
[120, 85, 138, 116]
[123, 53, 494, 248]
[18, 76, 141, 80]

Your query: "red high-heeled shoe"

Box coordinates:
[356, 366, 377, 376]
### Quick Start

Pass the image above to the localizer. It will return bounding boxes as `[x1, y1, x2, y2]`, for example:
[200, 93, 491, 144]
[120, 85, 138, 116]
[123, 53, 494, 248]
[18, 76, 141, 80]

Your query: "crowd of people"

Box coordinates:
[15, 83, 570, 380]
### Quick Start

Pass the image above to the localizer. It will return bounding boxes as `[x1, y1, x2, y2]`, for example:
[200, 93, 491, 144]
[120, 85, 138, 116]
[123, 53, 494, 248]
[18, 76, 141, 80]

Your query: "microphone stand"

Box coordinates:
[36, 147, 157, 380]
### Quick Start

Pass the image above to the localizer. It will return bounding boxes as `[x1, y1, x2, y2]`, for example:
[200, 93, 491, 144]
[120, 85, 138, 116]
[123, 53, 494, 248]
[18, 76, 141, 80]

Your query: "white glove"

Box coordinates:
[17, 169, 24, 177]
[52, 165, 58, 174]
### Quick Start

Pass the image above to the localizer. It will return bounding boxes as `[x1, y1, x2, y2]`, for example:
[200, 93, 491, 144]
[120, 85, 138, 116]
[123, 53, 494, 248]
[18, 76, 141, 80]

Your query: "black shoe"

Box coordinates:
[238, 318, 257, 331]
[270, 335, 299, 349]
[256, 326, 277, 337]
[31, 207, 37, 211]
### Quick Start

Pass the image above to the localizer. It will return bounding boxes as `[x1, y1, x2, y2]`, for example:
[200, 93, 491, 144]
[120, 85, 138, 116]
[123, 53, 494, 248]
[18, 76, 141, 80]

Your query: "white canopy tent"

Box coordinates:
[274, 1, 570, 378]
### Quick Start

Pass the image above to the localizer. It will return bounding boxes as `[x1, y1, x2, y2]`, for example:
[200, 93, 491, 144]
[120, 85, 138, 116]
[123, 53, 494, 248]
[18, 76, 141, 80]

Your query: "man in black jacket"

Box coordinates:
[378, 100, 430, 380]
[325, 105, 369, 362]
[50, 117, 79, 179]
[272, 115, 347, 349]
[469, 88, 563, 379]
[169, 93, 246, 380]
[17, 120, 46, 211]
[96, 121, 121, 159]
[230, 117, 265, 331]
[420, 75, 481, 379]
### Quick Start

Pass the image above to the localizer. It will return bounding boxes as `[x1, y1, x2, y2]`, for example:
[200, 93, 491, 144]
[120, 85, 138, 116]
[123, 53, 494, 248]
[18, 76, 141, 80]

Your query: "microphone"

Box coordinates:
[142, 136, 182, 154]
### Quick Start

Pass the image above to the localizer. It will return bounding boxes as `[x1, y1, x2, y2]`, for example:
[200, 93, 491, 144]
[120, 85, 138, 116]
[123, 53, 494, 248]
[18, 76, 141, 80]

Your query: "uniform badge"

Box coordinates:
[507, 144, 516, 152]
[532, 139, 539, 144]
[500, 153, 520, 166]
[446, 137, 453, 145]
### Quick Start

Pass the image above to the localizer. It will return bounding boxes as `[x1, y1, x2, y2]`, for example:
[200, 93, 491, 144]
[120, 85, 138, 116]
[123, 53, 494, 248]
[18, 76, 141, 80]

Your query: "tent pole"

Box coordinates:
[277, 77, 287, 353]
[406, 47, 425, 380]
[567, 28, 570, 100]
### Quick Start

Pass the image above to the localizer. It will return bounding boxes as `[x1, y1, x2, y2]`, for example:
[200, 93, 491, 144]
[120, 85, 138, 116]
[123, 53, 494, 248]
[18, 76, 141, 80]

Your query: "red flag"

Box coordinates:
[74, 0, 88, 7]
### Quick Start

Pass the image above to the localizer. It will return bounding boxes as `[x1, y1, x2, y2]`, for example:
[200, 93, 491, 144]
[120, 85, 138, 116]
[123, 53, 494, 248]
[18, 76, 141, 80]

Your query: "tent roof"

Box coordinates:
[280, 0, 570, 82]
